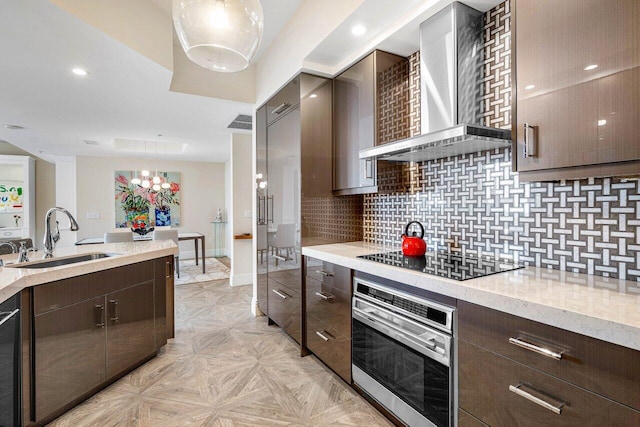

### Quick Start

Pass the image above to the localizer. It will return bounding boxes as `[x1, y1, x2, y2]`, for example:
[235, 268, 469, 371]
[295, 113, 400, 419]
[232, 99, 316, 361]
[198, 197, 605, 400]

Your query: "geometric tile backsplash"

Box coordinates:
[363, 1, 640, 281]
[363, 148, 640, 281]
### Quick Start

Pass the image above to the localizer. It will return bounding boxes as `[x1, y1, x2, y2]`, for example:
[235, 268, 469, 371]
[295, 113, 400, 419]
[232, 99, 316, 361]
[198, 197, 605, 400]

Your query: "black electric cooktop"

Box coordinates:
[358, 250, 524, 281]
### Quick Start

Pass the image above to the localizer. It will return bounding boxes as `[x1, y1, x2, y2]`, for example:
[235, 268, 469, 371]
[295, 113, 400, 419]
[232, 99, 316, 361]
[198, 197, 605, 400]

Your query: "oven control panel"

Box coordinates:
[355, 281, 453, 332]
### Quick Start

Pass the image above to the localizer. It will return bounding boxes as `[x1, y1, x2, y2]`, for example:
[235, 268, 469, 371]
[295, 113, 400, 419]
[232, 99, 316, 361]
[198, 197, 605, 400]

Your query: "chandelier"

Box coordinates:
[172, 0, 264, 73]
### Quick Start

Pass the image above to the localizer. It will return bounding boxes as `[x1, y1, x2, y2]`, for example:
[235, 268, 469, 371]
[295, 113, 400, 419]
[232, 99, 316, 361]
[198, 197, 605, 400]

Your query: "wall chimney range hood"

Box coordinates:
[360, 2, 511, 163]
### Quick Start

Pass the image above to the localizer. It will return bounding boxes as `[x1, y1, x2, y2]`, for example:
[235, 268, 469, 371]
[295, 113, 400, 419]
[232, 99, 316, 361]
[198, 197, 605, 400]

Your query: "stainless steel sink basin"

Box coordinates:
[8, 253, 119, 269]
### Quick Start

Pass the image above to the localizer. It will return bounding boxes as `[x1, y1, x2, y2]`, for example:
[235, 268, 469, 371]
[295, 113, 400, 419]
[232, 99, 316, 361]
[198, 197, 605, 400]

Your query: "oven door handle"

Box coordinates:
[352, 306, 448, 364]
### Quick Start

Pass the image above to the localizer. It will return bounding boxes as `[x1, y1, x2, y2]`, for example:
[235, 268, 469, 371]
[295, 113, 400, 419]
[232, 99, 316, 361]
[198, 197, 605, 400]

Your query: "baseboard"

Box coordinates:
[230, 273, 252, 287]
[251, 298, 265, 317]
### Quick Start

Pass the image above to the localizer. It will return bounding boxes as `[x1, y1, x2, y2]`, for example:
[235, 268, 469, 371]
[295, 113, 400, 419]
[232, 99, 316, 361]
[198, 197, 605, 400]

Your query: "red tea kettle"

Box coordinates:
[401, 221, 427, 256]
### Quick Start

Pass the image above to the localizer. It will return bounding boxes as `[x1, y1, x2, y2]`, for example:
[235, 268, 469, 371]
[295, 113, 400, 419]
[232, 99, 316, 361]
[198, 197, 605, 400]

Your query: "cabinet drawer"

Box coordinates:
[267, 282, 301, 344]
[34, 261, 155, 315]
[305, 257, 351, 293]
[305, 276, 350, 334]
[459, 340, 640, 426]
[458, 301, 640, 411]
[306, 314, 351, 383]
[268, 267, 301, 293]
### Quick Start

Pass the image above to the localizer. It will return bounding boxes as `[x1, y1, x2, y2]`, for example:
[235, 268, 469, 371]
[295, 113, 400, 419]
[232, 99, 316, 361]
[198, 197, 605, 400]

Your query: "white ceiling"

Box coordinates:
[305, 0, 503, 75]
[0, 0, 302, 163]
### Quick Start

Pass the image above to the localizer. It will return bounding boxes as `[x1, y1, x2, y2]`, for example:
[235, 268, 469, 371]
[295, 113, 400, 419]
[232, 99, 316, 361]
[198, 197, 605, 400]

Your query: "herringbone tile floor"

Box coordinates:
[48, 279, 391, 426]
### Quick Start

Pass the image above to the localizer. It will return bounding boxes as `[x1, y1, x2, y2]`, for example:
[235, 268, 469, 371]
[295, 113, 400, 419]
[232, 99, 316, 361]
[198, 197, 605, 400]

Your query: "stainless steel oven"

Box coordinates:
[352, 277, 455, 427]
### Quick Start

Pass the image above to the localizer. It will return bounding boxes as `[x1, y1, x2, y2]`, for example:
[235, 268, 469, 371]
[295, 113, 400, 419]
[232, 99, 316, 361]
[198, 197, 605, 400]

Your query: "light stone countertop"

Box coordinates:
[0, 241, 178, 304]
[302, 242, 640, 352]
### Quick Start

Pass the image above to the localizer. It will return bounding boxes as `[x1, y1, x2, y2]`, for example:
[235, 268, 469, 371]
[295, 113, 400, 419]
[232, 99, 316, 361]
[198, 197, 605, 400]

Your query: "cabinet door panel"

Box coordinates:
[334, 54, 375, 190]
[459, 340, 640, 426]
[106, 281, 156, 378]
[305, 276, 350, 335]
[514, 0, 640, 173]
[458, 301, 640, 411]
[306, 315, 351, 383]
[267, 283, 301, 344]
[34, 296, 107, 421]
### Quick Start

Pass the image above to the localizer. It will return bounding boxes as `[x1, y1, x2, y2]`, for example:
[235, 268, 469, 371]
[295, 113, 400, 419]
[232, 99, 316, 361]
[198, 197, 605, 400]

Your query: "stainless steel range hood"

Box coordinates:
[360, 2, 511, 163]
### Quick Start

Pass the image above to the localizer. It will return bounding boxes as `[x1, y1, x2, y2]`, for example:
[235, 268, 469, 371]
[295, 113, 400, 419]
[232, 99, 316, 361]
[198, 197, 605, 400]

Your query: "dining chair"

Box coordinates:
[104, 231, 134, 243]
[270, 223, 296, 266]
[153, 229, 180, 277]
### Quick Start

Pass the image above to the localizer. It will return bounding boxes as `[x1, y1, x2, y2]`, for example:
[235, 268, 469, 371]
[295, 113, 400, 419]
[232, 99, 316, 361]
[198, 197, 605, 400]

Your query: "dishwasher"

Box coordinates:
[0, 293, 21, 427]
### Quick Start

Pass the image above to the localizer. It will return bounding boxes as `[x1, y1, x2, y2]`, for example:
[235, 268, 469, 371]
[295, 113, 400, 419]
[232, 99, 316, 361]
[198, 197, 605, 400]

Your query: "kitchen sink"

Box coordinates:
[8, 253, 119, 269]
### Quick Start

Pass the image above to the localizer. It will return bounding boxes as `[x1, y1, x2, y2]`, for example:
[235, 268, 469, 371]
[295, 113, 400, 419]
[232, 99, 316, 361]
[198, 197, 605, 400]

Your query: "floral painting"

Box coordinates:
[114, 171, 181, 229]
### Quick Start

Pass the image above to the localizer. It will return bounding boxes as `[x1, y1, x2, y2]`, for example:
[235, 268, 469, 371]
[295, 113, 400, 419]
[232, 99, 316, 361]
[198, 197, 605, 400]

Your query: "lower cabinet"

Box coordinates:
[459, 340, 640, 426]
[105, 281, 155, 378]
[267, 281, 301, 344]
[34, 296, 107, 421]
[304, 256, 352, 383]
[29, 259, 168, 425]
[458, 301, 640, 426]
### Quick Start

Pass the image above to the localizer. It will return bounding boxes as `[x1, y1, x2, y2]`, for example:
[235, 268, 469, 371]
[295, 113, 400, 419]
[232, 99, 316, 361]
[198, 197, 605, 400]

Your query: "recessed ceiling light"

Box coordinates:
[584, 64, 598, 71]
[83, 140, 99, 145]
[72, 68, 89, 76]
[309, 93, 318, 99]
[3, 124, 24, 130]
[597, 119, 607, 126]
[524, 84, 535, 90]
[351, 24, 366, 36]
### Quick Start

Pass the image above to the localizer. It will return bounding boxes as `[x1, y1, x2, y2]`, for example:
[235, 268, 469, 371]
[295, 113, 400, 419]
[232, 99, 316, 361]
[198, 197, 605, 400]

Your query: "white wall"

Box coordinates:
[53, 156, 77, 248]
[229, 134, 253, 287]
[75, 156, 225, 258]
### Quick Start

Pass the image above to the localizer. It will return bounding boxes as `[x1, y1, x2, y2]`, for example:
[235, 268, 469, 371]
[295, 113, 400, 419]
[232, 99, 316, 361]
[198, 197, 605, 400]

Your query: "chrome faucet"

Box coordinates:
[17, 242, 36, 263]
[43, 207, 79, 258]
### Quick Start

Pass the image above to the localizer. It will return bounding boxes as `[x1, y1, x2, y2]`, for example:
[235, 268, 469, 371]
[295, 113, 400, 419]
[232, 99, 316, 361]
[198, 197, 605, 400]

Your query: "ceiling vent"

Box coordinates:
[227, 114, 252, 130]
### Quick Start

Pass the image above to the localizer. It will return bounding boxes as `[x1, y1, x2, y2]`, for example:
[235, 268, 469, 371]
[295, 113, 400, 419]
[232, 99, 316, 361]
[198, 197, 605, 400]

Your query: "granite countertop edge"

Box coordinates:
[0, 241, 178, 304]
[302, 241, 640, 352]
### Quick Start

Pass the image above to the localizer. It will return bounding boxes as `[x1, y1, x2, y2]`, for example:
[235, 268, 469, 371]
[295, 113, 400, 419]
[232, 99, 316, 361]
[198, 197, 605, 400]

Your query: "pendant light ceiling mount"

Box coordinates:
[172, 0, 264, 73]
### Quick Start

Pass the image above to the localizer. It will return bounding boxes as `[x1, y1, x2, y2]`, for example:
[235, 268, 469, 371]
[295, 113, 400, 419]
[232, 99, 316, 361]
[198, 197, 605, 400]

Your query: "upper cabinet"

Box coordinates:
[0, 155, 35, 241]
[333, 51, 408, 195]
[513, 0, 640, 180]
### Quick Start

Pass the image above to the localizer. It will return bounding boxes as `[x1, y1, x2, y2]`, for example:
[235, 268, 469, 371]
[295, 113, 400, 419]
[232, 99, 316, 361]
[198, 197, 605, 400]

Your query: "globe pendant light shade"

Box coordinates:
[173, 0, 264, 73]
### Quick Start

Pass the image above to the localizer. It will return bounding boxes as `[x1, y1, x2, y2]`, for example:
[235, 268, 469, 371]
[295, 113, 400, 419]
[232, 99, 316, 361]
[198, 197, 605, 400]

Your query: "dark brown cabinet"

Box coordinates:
[256, 73, 334, 348]
[304, 256, 352, 382]
[34, 296, 107, 421]
[267, 282, 301, 344]
[105, 281, 155, 378]
[333, 50, 407, 195]
[458, 301, 640, 425]
[29, 259, 168, 425]
[459, 340, 640, 426]
[513, 0, 640, 180]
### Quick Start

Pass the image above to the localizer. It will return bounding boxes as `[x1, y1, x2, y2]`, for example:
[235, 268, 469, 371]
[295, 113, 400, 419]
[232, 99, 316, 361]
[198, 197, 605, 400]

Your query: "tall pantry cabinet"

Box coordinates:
[255, 74, 333, 348]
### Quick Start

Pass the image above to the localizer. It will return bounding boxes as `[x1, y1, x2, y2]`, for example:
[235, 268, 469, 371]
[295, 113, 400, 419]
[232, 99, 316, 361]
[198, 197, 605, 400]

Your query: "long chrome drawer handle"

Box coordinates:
[0, 309, 19, 327]
[272, 289, 290, 299]
[315, 291, 335, 301]
[315, 270, 333, 277]
[509, 383, 564, 415]
[316, 330, 333, 342]
[509, 337, 563, 360]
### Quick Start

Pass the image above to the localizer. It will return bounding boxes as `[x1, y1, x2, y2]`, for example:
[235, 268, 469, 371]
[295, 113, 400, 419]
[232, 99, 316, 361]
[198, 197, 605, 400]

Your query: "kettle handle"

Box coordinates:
[403, 221, 425, 239]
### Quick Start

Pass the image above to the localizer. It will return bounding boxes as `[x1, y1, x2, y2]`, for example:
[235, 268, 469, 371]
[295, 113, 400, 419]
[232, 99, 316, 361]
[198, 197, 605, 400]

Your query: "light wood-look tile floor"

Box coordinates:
[48, 279, 392, 426]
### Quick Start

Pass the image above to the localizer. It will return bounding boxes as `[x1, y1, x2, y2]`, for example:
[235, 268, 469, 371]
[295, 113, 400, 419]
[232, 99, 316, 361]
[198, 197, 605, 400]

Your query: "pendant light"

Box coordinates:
[172, 0, 264, 73]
